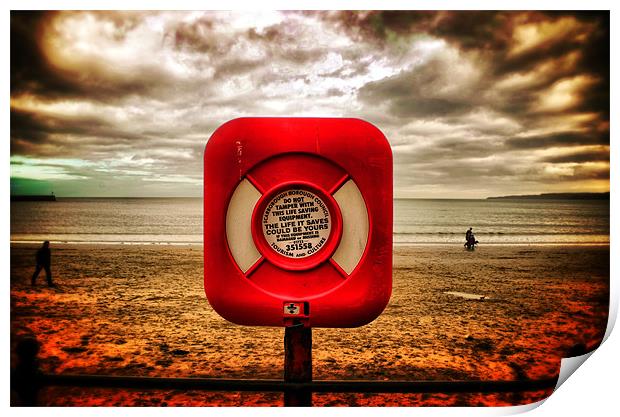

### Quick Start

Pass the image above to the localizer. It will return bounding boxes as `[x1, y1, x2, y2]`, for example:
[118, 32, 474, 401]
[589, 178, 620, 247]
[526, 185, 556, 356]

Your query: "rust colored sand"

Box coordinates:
[10, 244, 609, 406]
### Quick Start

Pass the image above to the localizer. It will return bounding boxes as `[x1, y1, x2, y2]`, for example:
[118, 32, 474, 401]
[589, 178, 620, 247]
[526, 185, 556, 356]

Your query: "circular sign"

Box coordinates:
[262, 189, 331, 258]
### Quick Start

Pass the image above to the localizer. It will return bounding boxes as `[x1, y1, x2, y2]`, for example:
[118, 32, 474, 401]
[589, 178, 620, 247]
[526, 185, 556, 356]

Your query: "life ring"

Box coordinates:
[225, 154, 369, 297]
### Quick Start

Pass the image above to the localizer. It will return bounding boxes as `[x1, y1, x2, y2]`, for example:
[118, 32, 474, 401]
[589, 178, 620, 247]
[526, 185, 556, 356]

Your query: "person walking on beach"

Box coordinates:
[31, 241, 55, 287]
[464, 228, 478, 249]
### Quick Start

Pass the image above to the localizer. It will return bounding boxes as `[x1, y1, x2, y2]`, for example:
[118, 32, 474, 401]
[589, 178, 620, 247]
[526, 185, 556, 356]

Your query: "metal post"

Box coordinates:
[284, 324, 312, 406]
[13, 337, 42, 406]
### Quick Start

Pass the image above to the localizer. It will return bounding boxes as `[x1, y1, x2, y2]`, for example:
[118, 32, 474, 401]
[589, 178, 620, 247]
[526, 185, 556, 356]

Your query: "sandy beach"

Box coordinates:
[10, 243, 609, 406]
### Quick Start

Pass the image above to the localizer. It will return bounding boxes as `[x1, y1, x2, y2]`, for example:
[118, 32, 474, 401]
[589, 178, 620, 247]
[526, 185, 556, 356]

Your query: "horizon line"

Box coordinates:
[9, 194, 610, 200]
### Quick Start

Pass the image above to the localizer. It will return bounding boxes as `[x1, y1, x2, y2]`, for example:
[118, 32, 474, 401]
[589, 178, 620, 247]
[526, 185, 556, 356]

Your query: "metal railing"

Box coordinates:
[11, 335, 558, 406]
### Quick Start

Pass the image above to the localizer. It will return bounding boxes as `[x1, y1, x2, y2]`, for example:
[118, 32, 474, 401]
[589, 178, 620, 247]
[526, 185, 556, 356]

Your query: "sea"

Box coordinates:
[10, 198, 609, 246]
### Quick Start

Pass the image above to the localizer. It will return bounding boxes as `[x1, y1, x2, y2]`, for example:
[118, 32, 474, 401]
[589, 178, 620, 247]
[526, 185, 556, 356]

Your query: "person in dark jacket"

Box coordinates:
[31, 241, 54, 287]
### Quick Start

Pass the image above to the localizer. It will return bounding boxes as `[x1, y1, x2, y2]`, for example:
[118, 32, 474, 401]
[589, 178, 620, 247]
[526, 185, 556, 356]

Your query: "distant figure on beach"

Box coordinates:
[464, 228, 478, 250]
[31, 241, 55, 287]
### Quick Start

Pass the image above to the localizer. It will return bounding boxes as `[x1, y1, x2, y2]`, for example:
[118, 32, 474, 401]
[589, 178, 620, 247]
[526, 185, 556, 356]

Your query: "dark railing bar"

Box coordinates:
[39, 374, 558, 394]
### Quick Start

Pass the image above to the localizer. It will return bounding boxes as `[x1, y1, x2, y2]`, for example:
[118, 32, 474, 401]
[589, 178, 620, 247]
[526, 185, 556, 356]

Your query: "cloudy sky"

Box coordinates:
[10, 10, 609, 198]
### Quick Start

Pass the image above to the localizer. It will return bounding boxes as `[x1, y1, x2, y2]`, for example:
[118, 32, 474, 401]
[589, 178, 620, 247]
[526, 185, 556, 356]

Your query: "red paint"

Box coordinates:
[204, 118, 392, 327]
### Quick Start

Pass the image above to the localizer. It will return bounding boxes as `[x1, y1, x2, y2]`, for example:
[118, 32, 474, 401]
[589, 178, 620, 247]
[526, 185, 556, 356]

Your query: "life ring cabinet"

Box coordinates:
[204, 118, 392, 328]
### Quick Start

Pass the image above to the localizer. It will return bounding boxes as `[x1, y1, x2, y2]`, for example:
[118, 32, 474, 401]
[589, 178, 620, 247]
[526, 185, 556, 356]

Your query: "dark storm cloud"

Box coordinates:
[342, 10, 609, 195]
[170, 15, 222, 54]
[353, 11, 608, 119]
[329, 10, 519, 53]
[171, 16, 330, 68]
[323, 11, 607, 72]
[541, 148, 610, 164]
[11, 11, 195, 103]
[571, 165, 610, 180]
[11, 109, 147, 143]
[507, 132, 608, 149]
[358, 52, 486, 118]
[575, 14, 610, 115]
[10, 110, 49, 145]
[10, 11, 80, 99]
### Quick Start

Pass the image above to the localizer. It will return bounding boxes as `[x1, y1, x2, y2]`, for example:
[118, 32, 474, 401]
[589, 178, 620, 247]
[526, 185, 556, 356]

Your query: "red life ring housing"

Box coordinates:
[204, 118, 392, 328]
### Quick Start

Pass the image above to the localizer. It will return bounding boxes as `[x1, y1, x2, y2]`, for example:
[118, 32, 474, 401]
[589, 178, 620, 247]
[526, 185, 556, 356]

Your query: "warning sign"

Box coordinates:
[262, 189, 331, 258]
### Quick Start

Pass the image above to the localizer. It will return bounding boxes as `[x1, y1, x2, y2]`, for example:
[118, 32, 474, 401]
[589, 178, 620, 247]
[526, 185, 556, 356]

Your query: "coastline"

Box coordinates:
[10, 243, 609, 406]
[10, 240, 611, 247]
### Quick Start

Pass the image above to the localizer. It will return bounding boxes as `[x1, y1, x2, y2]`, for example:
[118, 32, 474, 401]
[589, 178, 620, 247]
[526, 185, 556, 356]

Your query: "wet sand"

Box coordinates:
[10, 244, 609, 406]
